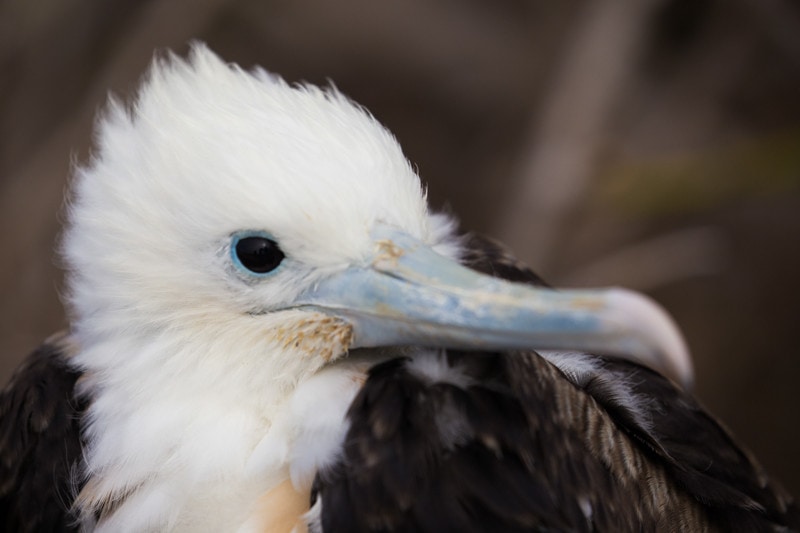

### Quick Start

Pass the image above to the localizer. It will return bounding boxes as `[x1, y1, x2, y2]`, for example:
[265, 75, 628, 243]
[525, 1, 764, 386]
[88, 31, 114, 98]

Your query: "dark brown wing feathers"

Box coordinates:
[0, 333, 83, 532]
[584, 360, 799, 528]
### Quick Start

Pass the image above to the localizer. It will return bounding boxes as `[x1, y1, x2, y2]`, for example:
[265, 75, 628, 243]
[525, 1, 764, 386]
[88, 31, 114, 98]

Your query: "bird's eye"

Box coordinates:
[231, 232, 285, 275]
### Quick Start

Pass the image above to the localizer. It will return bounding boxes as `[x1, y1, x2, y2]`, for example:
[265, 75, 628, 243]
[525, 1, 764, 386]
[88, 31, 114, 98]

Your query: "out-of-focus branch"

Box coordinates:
[737, 0, 800, 66]
[559, 226, 728, 291]
[495, 0, 667, 273]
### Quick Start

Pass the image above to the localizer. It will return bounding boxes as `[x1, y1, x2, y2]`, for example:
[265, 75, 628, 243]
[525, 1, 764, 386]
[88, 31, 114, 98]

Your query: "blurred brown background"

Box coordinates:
[2, 0, 799, 497]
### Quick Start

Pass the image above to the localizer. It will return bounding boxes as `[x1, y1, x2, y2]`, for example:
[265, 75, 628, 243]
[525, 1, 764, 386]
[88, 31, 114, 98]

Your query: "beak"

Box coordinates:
[294, 226, 693, 388]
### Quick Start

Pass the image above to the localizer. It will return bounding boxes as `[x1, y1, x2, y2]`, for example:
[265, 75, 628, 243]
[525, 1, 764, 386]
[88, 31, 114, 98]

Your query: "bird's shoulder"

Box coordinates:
[0, 332, 85, 533]
[458, 232, 549, 286]
[585, 357, 800, 530]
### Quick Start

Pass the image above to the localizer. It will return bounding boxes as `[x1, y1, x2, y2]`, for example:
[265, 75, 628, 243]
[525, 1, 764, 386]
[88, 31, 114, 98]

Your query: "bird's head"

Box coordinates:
[62, 44, 692, 402]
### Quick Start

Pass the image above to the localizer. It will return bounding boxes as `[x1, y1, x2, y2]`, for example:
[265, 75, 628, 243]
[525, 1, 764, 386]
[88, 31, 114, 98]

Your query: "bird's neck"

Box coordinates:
[70, 328, 334, 531]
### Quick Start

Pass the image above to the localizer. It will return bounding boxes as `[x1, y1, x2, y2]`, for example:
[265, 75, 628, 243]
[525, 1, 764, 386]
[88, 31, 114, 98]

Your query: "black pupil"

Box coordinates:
[235, 237, 285, 274]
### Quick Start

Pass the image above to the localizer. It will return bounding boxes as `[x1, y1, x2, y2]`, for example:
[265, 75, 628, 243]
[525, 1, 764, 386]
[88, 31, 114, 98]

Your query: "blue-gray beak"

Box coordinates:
[295, 227, 693, 388]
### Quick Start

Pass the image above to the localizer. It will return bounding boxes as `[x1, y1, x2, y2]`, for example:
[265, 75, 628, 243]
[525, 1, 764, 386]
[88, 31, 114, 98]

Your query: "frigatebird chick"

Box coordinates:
[1, 44, 797, 532]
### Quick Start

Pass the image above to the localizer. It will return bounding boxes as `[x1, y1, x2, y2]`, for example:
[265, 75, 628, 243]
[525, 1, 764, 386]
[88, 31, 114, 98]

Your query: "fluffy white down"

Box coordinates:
[63, 44, 462, 531]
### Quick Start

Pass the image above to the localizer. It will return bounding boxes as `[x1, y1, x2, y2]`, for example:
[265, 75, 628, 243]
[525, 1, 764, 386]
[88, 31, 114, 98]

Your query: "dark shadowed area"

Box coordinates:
[2, 0, 799, 497]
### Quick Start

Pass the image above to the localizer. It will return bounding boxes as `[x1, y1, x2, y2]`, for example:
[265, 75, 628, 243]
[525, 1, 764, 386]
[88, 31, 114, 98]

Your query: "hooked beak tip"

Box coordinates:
[604, 288, 693, 388]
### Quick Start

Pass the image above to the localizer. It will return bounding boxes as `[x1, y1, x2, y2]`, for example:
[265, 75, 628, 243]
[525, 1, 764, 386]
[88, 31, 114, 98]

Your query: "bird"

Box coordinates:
[0, 43, 797, 532]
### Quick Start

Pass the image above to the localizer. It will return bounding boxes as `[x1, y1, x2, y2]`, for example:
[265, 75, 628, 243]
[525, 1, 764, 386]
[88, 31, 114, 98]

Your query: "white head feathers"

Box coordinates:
[64, 43, 455, 350]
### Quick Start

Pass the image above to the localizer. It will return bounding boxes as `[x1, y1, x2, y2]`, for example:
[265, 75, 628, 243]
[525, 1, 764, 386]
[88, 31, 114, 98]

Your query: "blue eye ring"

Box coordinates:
[230, 231, 285, 277]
